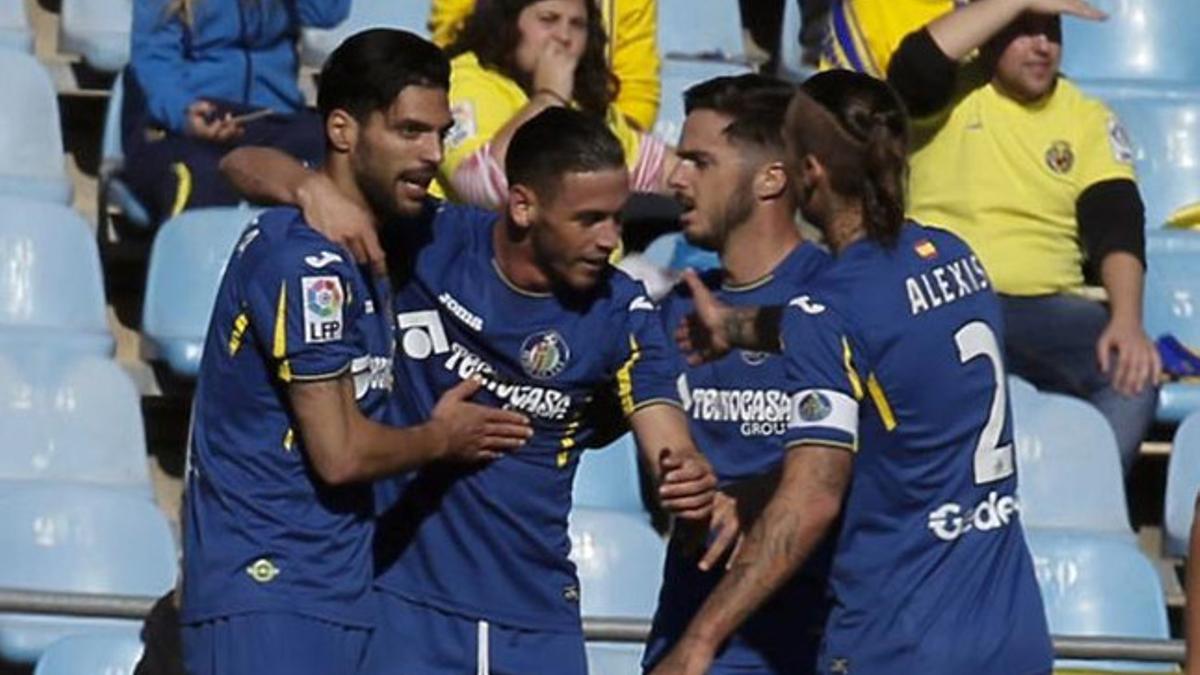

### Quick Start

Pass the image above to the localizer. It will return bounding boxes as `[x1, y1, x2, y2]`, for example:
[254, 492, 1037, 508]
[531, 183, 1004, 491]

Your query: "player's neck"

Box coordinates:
[825, 206, 866, 254]
[720, 206, 802, 286]
[492, 218, 552, 293]
[322, 163, 378, 228]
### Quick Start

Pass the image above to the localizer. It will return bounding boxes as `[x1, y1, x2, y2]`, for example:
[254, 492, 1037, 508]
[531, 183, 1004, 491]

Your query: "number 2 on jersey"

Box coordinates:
[955, 321, 1015, 484]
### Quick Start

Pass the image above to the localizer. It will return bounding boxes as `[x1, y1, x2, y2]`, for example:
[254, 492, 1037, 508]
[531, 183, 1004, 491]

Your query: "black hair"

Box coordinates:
[317, 28, 451, 124]
[683, 74, 796, 153]
[448, 0, 616, 119]
[788, 70, 909, 246]
[506, 107, 625, 197]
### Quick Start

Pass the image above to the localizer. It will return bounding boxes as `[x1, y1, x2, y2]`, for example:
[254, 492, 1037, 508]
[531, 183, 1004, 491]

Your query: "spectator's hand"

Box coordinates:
[532, 41, 578, 104]
[647, 639, 715, 675]
[658, 446, 717, 521]
[674, 269, 736, 365]
[1096, 317, 1161, 396]
[1023, 0, 1107, 21]
[184, 100, 244, 143]
[431, 378, 533, 463]
[698, 491, 744, 572]
[296, 172, 388, 277]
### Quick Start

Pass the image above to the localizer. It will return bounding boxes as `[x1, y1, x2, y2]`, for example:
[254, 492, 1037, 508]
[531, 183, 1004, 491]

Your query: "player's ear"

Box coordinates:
[326, 109, 358, 154]
[508, 183, 538, 230]
[755, 160, 788, 201]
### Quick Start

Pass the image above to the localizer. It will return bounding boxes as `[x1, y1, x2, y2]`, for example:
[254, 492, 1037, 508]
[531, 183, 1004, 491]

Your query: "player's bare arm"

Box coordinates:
[628, 403, 718, 521]
[290, 374, 532, 485]
[221, 146, 386, 275]
[696, 470, 784, 572]
[649, 443, 852, 675]
[674, 270, 783, 364]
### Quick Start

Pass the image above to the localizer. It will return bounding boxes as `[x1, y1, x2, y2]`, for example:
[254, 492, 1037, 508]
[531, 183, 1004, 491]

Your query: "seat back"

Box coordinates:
[300, 1, 433, 67]
[60, 0, 132, 72]
[0, 197, 112, 355]
[1144, 230, 1200, 346]
[142, 207, 259, 377]
[1062, 0, 1200, 83]
[33, 633, 144, 675]
[1164, 412, 1200, 557]
[569, 508, 666, 619]
[0, 51, 69, 202]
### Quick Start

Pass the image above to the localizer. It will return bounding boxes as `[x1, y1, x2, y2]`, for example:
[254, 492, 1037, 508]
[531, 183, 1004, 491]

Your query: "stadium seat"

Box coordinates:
[1011, 388, 1133, 537]
[1077, 80, 1200, 230]
[569, 508, 666, 619]
[142, 207, 259, 378]
[0, 51, 72, 204]
[60, 0, 132, 73]
[0, 197, 113, 357]
[0, 483, 177, 664]
[1062, 0, 1200, 83]
[1164, 412, 1200, 557]
[33, 632, 144, 675]
[658, 0, 745, 62]
[576, 434, 645, 513]
[300, 0, 432, 68]
[586, 641, 644, 675]
[0, 352, 151, 495]
[0, 0, 32, 53]
[99, 72, 153, 232]
[1025, 529, 1174, 673]
[1144, 230, 1200, 423]
[655, 59, 755, 146]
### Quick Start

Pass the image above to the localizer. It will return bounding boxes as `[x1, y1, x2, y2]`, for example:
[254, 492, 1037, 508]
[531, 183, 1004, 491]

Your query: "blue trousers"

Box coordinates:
[182, 611, 371, 675]
[1000, 293, 1158, 472]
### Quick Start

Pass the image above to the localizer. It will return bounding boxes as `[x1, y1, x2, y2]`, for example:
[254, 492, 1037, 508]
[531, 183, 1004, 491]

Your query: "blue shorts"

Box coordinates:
[182, 611, 371, 675]
[360, 590, 587, 675]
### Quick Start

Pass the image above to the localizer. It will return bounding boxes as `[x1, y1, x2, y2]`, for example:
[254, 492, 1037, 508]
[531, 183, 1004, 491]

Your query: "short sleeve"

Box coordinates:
[779, 296, 863, 452]
[242, 242, 366, 383]
[1074, 99, 1137, 190]
[613, 286, 685, 416]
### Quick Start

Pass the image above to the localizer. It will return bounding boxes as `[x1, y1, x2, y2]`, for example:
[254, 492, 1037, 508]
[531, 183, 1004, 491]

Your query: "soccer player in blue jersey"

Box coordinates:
[180, 30, 532, 675]
[642, 74, 833, 675]
[650, 70, 1053, 675]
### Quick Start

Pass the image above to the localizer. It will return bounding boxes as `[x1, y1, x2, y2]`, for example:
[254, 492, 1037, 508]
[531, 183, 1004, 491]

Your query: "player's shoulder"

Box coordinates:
[237, 207, 357, 280]
[604, 265, 660, 314]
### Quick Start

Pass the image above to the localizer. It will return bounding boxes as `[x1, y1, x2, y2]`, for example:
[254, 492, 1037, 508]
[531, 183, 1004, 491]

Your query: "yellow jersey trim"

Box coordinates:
[170, 163, 193, 217]
[866, 373, 898, 431]
[617, 334, 641, 415]
[228, 311, 249, 356]
[842, 338, 864, 400]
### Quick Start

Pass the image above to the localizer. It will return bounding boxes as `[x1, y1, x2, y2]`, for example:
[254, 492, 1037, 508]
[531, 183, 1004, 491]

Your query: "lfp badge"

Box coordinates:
[302, 276, 344, 344]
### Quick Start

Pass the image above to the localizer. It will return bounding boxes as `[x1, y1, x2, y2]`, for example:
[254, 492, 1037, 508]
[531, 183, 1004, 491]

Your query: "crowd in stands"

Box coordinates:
[5, 0, 1200, 673]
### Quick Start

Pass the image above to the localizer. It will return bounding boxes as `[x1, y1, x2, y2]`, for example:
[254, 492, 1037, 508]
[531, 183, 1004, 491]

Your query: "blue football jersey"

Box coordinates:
[182, 207, 395, 627]
[372, 202, 682, 632]
[778, 223, 1051, 675]
[645, 242, 834, 672]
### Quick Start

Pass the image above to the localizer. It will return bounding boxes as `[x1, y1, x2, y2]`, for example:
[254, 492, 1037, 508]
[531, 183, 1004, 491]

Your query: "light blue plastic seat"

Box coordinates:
[0, 0, 32, 52]
[300, 1, 432, 67]
[586, 641, 644, 675]
[575, 434, 644, 513]
[60, 0, 131, 73]
[1026, 528, 1173, 673]
[1012, 388, 1133, 538]
[1076, 81, 1200, 230]
[654, 59, 755, 146]
[0, 483, 177, 664]
[658, 0, 746, 62]
[99, 72, 152, 231]
[1164, 412, 1200, 558]
[1062, 0, 1200, 83]
[0, 197, 113, 356]
[1144, 230, 1200, 423]
[0, 352, 151, 495]
[142, 207, 260, 378]
[0, 51, 71, 204]
[34, 632, 144, 675]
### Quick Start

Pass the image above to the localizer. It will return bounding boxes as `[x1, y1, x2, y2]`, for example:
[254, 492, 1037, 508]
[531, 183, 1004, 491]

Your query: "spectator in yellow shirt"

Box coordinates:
[438, 0, 669, 209]
[429, 0, 660, 130]
[888, 0, 1160, 471]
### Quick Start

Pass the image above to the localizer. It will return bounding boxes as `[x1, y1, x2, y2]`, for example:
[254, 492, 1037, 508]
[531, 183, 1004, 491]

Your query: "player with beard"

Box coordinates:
[180, 30, 532, 675]
[642, 73, 834, 675]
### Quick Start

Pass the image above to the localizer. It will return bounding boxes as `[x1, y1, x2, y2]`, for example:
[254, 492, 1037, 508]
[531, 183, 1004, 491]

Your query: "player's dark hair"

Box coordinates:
[318, 28, 450, 125]
[448, 0, 616, 119]
[683, 74, 796, 154]
[506, 107, 625, 197]
[787, 70, 909, 246]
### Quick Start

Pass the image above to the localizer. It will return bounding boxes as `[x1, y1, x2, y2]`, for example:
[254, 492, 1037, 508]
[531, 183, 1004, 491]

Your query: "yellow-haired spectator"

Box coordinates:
[430, 0, 660, 130]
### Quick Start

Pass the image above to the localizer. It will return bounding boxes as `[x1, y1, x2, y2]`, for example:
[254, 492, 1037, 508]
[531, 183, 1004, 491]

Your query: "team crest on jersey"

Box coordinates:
[797, 391, 832, 422]
[302, 276, 344, 344]
[520, 330, 570, 380]
[1045, 140, 1075, 174]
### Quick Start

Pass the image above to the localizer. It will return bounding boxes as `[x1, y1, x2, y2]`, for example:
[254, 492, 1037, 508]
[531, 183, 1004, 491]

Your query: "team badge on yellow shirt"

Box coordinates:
[1045, 140, 1075, 174]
